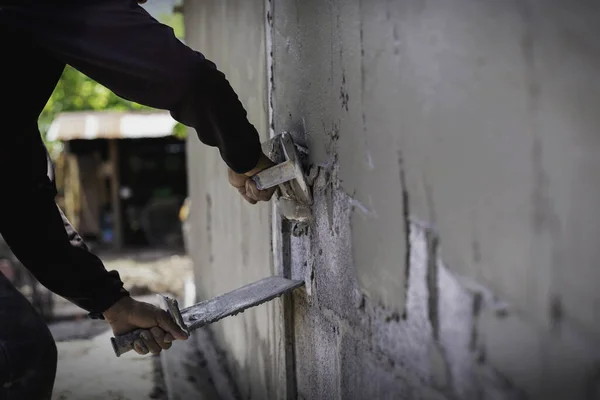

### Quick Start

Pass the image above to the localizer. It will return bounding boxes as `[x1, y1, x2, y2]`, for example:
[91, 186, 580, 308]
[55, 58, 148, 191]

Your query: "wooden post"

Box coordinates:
[109, 139, 123, 249]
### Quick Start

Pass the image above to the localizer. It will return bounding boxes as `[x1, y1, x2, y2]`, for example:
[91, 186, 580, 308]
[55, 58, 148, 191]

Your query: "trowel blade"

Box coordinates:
[179, 276, 304, 332]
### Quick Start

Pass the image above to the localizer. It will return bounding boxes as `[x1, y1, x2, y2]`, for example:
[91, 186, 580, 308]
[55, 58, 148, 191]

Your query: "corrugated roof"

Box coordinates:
[46, 111, 178, 141]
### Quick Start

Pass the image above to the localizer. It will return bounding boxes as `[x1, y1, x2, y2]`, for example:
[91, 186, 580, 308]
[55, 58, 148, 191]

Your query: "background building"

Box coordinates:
[49, 110, 187, 249]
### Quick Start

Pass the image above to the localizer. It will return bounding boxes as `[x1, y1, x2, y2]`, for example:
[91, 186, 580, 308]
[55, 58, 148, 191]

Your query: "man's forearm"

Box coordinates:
[0, 193, 129, 314]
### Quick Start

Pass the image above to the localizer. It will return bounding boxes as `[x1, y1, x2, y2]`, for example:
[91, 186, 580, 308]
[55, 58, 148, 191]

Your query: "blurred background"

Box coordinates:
[0, 2, 194, 399]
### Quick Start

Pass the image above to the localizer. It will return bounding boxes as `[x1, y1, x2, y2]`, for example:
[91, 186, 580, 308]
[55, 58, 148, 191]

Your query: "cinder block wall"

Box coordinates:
[185, 1, 600, 399]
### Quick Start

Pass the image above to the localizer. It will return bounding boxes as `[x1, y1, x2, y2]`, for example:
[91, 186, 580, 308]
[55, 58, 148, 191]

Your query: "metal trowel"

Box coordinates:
[111, 277, 303, 356]
[254, 131, 314, 228]
[110, 132, 312, 357]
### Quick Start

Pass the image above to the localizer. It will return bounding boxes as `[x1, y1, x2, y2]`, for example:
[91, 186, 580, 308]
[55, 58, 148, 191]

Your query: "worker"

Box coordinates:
[0, 0, 277, 398]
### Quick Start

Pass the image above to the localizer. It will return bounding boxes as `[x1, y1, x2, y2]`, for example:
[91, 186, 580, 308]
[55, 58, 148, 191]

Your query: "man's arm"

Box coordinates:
[1, 2, 278, 202]
[0, 194, 127, 314]
[0, 191, 187, 354]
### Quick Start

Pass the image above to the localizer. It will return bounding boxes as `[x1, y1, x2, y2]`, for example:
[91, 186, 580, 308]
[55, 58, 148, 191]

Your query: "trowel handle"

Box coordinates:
[252, 160, 296, 190]
[110, 328, 146, 357]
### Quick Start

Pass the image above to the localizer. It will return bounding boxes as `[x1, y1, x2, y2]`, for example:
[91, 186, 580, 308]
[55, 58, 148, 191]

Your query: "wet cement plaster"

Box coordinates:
[283, 165, 528, 399]
[271, 0, 410, 320]
[271, 1, 600, 398]
[273, 0, 600, 337]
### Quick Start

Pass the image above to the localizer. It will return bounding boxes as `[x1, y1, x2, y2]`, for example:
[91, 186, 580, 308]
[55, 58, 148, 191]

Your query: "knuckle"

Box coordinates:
[156, 311, 169, 323]
[150, 328, 164, 339]
[134, 340, 148, 354]
[160, 341, 171, 350]
[146, 343, 160, 354]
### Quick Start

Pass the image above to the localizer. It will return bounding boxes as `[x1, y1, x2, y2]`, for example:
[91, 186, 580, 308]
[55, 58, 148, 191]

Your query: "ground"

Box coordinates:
[48, 249, 193, 400]
[50, 321, 166, 400]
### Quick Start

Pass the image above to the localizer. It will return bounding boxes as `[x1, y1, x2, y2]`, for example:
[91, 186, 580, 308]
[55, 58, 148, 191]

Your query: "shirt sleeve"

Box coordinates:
[0, 192, 129, 315]
[170, 58, 263, 174]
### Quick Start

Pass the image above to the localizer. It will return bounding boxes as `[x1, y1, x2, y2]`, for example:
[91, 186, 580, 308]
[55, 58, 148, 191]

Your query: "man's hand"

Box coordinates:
[229, 153, 277, 204]
[103, 296, 188, 355]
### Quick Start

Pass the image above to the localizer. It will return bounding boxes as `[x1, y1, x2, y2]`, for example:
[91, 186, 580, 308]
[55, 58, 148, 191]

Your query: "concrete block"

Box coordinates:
[308, 172, 369, 327]
[340, 332, 414, 400]
[371, 223, 432, 385]
[429, 342, 452, 391]
[294, 296, 342, 400]
[438, 262, 480, 399]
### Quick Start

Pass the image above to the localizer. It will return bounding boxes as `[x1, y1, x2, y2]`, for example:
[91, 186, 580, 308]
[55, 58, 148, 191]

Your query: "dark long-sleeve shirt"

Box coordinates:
[1, 192, 130, 315]
[0, 0, 262, 313]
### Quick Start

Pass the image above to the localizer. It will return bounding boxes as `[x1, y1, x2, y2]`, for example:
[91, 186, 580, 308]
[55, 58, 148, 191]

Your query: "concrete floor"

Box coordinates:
[50, 319, 165, 400]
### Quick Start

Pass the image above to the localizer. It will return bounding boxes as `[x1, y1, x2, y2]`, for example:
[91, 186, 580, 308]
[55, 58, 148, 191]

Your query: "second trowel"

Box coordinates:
[111, 276, 303, 357]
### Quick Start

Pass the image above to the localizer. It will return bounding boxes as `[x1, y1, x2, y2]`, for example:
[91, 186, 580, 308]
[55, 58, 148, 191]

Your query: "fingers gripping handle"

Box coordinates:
[252, 160, 296, 190]
[111, 329, 146, 357]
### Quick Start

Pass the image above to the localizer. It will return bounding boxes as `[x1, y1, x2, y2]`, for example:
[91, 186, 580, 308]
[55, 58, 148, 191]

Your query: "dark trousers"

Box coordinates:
[0, 273, 57, 400]
[0, 157, 100, 400]
[0, 0, 260, 398]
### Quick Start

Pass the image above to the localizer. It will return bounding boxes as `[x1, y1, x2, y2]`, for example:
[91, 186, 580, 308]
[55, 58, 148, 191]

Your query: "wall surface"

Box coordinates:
[183, 1, 286, 398]
[184, 0, 600, 399]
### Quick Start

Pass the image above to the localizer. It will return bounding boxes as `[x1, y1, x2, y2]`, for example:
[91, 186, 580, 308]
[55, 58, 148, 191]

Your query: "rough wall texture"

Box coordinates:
[184, 0, 600, 399]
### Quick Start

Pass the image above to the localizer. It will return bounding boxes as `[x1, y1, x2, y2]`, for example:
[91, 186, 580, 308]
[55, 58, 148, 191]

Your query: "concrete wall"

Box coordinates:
[183, 1, 287, 398]
[185, 0, 600, 399]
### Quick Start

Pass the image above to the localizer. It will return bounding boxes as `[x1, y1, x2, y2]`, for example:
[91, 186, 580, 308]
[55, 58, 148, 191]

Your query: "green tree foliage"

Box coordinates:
[160, 12, 184, 39]
[39, 67, 150, 138]
[40, 11, 186, 144]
